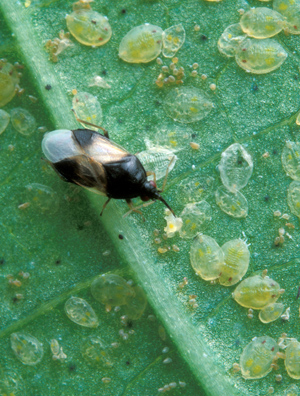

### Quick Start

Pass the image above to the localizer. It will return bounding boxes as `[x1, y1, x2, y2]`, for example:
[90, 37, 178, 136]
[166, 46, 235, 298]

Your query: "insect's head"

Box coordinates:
[141, 180, 175, 216]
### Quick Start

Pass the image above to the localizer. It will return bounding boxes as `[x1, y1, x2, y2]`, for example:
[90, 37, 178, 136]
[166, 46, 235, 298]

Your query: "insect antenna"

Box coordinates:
[71, 109, 110, 138]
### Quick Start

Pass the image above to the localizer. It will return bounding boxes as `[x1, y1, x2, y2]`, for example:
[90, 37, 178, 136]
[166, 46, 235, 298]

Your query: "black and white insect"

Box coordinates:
[41, 125, 174, 217]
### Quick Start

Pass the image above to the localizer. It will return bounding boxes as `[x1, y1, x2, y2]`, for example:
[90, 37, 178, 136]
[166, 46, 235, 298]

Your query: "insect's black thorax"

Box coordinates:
[104, 154, 147, 199]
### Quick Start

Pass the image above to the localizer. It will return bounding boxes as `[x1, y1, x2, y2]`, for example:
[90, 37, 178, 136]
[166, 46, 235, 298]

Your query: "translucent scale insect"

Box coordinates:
[240, 336, 279, 379]
[240, 7, 285, 39]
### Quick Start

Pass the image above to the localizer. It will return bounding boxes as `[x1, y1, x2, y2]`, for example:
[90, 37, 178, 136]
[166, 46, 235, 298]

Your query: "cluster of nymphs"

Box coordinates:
[218, 1, 300, 74]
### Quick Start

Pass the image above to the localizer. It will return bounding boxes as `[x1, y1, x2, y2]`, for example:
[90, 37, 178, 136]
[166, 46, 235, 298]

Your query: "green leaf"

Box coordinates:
[0, 0, 299, 395]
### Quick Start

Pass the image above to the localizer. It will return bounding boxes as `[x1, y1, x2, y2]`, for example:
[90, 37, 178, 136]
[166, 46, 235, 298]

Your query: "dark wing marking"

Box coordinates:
[53, 155, 107, 195]
[72, 129, 129, 164]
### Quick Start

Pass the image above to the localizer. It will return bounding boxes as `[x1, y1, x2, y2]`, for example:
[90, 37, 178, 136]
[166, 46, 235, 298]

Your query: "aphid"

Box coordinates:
[179, 201, 212, 239]
[273, 0, 300, 35]
[123, 285, 147, 320]
[190, 234, 224, 281]
[136, 146, 177, 182]
[281, 141, 300, 180]
[119, 24, 163, 63]
[64, 296, 99, 328]
[25, 183, 59, 215]
[11, 107, 37, 136]
[285, 341, 300, 379]
[215, 186, 248, 218]
[240, 336, 279, 379]
[10, 332, 44, 366]
[240, 7, 285, 38]
[218, 143, 253, 192]
[287, 181, 300, 218]
[258, 302, 284, 323]
[283, 384, 299, 396]
[163, 87, 213, 123]
[41, 126, 174, 216]
[162, 24, 186, 58]
[0, 59, 21, 107]
[0, 109, 10, 134]
[235, 38, 288, 74]
[91, 274, 134, 310]
[232, 274, 282, 309]
[218, 24, 248, 57]
[81, 336, 113, 367]
[72, 92, 102, 131]
[66, 10, 112, 46]
[219, 239, 250, 286]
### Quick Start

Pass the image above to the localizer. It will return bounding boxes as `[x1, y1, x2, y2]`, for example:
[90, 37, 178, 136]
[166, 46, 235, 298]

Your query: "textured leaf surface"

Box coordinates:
[0, 0, 300, 395]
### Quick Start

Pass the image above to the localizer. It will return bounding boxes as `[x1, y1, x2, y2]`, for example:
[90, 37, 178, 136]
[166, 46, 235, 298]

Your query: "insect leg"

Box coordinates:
[100, 198, 111, 216]
[71, 109, 110, 138]
[160, 155, 176, 192]
[146, 171, 157, 185]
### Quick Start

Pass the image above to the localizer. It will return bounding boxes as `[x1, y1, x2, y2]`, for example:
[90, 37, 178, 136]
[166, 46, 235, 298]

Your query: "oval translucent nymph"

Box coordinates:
[284, 384, 299, 396]
[0, 370, 24, 395]
[162, 24, 185, 58]
[25, 183, 59, 215]
[233, 274, 281, 309]
[91, 274, 134, 308]
[219, 239, 250, 286]
[10, 332, 43, 365]
[190, 234, 224, 281]
[0, 109, 10, 134]
[240, 336, 279, 379]
[215, 186, 248, 218]
[81, 336, 113, 367]
[119, 24, 163, 63]
[281, 141, 300, 180]
[258, 302, 284, 323]
[218, 23, 247, 57]
[273, 0, 300, 35]
[0, 60, 20, 107]
[179, 201, 212, 239]
[153, 124, 194, 149]
[240, 7, 285, 38]
[124, 285, 147, 320]
[64, 297, 99, 328]
[66, 10, 112, 46]
[219, 143, 253, 192]
[163, 87, 213, 123]
[235, 38, 287, 74]
[72, 91, 102, 131]
[10, 107, 37, 136]
[285, 341, 300, 379]
[287, 181, 300, 218]
[137, 147, 177, 181]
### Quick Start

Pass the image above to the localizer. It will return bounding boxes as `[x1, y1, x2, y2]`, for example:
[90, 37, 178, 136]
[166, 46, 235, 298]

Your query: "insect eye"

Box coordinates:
[149, 180, 157, 189]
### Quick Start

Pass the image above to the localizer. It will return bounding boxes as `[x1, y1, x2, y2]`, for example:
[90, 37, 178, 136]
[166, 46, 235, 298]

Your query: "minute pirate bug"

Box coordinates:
[41, 119, 175, 217]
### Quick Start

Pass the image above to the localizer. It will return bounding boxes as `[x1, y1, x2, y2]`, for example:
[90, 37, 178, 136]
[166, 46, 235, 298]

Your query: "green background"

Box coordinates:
[0, 0, 300, 395]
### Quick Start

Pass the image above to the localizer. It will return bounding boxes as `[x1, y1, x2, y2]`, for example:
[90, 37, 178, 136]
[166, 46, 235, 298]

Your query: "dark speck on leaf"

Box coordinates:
[201, 34, 207, 41]
[155, 100, 161, 106]
[273, 149, 278, 155]
[121, 9, 126, 14]
[69, 363, 76, 372]
[252, 84, 258, 92]
[77, 224, 84, 231]
[119, 234, 124, 240]
[127, 320, 133, 328]
[264, 195, 270, 202]
[118, 119, 123, 124]
[0, 258, 5, 265]
[55, 259, 61, 266]
[45, 84, 52, 90]
[126, 361, 130, 366]
[12, 297, 19, 303]
[191, 133, 197, 139]
[102, 70, 107, 75]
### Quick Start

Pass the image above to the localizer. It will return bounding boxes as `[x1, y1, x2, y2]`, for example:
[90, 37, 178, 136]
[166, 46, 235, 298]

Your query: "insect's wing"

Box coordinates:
[72, 129, 128, 164]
